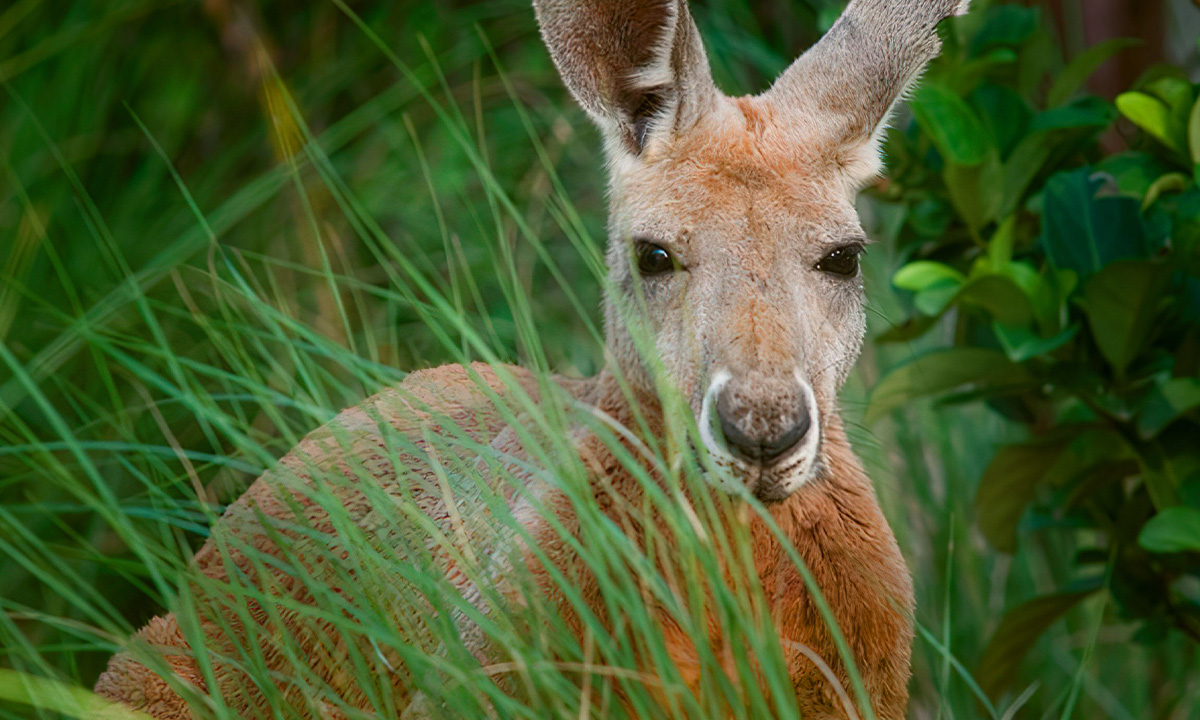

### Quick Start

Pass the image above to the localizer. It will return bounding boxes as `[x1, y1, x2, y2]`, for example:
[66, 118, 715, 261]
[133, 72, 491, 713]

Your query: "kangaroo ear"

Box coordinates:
[765, 0, 970, 186]
[533, 0, 718, 156]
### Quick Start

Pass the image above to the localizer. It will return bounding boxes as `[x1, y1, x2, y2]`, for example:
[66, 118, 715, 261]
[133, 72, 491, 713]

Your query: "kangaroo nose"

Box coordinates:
[715, 380, 811, 465]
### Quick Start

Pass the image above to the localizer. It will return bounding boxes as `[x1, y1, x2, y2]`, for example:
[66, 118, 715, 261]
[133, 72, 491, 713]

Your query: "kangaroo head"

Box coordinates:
[534, 0, 968, 500]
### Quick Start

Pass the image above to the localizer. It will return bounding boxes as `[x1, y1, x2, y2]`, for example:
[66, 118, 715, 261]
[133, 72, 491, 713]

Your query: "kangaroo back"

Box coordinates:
[95, 364, 592, 718]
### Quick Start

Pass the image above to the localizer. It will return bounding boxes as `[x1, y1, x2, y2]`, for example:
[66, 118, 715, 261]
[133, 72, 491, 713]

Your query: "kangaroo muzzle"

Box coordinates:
[716, 374, 811, 466]
[701, 369, 823, 501]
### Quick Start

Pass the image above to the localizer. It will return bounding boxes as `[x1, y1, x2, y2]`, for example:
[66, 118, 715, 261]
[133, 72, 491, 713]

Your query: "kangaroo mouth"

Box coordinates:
[749, 436, 824, 502]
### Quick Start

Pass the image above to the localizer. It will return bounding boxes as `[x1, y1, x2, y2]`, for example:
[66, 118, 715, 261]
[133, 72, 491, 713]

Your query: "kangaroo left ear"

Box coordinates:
[532, 0, 718, 157]
[765, 0, 970, 187]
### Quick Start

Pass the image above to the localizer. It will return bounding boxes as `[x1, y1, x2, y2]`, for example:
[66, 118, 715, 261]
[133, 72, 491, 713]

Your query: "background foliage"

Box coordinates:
[1, 0, 1199, 718]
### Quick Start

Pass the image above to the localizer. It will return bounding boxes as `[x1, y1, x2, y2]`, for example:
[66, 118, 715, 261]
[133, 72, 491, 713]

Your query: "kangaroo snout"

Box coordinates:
[703, 370, 822, 501]
[715, 377, 812, 466]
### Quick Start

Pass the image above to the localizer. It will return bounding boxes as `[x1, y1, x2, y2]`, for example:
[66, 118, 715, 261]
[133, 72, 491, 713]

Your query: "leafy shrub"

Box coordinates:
[868, 3, 1200, 699]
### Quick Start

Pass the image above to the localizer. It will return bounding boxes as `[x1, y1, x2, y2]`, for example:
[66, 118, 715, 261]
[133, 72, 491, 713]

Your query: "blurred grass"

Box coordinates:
[1, 0, 1197, 718]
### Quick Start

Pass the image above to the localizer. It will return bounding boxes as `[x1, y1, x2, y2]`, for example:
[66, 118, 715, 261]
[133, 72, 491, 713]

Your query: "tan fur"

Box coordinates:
[97, 1, 967, 717]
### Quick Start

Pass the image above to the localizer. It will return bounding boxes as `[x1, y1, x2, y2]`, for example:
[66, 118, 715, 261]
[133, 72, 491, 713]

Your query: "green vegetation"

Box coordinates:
[1, 0, 1197, 718]
[868, 1, 1200, 707]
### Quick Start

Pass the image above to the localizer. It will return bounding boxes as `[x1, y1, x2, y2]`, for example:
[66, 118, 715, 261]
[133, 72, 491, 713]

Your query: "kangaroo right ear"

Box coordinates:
[533, 0, 718, 157]
[765, 0, 970, 188]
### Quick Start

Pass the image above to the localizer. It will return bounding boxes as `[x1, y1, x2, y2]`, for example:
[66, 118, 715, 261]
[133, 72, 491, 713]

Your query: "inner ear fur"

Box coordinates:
[533, 0, 717, 155]
[765, 0, 970, 185]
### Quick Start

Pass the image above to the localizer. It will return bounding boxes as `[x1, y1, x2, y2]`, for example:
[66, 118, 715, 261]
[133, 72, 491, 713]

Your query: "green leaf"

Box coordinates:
[1139, 507, 1200, 554]
[893, 261, 966, 292]
[957, 275, 1033, 327]
[1031, 267, 1077, 333]
[987, 216, 1017, 268]
[994, 323, 1078, 362]
[1047, 38, 1141, 107]
[1031, 96, 1117, 132]
[945, 152, 1004, 230]
[894, 262, 971, 317]
[999, 132, 1056, 217]
[1095, 151, 1175, 197]
[1040, 169, 1151, 279]
[876, 314, 940, 344]
[1044, 427, 1137, 489]
[971, 84, 1032, 157]
[910, 83, 991, 166]
[914, 279, 964, 317]
[866, 348, 1032, 424]
[977, 587, 1101, 700]
[1117, 91, 1187, 155]
[1189, 95, 1200, 165]
[975, 440, 1068, 552]
[1145, 77, 1196, 118]
[969, 5, 1038, 56]
[1138, 378, 1200, 438]
[948, 49, 1019, 95]
[1142, 172, 1192, 210]
[1080, 260, 1169, 376]
[1138, 439, 1186, 510]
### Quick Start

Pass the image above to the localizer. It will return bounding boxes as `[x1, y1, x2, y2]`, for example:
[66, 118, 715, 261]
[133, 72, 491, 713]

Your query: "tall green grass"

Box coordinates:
[1, 0, 1196, 718]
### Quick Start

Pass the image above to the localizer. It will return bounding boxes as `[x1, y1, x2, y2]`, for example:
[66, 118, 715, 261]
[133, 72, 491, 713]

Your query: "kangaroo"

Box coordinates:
[95, 0, 968, 717]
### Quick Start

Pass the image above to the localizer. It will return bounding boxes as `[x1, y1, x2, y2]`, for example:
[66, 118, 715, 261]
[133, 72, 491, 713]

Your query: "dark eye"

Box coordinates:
[635, 241, 677, 276]
[815, 246, 862, 277]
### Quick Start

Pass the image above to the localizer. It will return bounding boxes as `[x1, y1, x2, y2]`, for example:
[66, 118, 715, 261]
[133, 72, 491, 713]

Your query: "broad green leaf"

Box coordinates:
[866, 348, 1032, 423]
[977, 587, 1101, 700]
[893, 261, 966, 292]
[1044, 427, 1136, 490]
[971, 84, 1032, 157]
[969, 5, 1038, 56]
[1142, 172, 1192, 210]
[957, 275, 1033, 327]
[1139, 507, 1200, 554]
[1139, 439, 1186, 510]
[1095, 151, 1175, 197]
[1145, 77, 1196, 118]
[915, 279, 964, 317]
[1031, 267, 1077, 333]
[1190, 95, 1200, 165]
[994, 323, 1078, 362]
[987, 216, 1017, 268]
[1040, 169, 1151, 279]
[876, 314, 940, 344]
[910, 83, 991, 166]
[949, 49, 1019, 95]
[893, 264, 965, 319]
[1080, 260, 1169, 376]
[1047, 38, 1141, 107]
[908, 197, 953, 238]
[998, 260, 1043, 302]
[945, 151, 1004, 231]
[1139, 378, 1200, 438]
[1031, 96, 1117, 132]
[999, 132, 1056, 217]
[1117, 91, 1187, 155]
[975, 440, 1068, 552]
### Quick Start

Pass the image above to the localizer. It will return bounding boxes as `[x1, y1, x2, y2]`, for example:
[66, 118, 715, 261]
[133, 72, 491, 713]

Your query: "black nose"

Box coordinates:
[715, 385, 811, 465]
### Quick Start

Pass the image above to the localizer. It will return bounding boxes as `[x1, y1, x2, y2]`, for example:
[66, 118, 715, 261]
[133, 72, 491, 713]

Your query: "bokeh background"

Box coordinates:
[3, 0, 1200, 717]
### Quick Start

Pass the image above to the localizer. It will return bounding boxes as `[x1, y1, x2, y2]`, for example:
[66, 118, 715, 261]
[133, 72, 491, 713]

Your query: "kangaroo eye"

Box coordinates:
[635, 241, 677, 276]
[816, 246, 862, 277]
